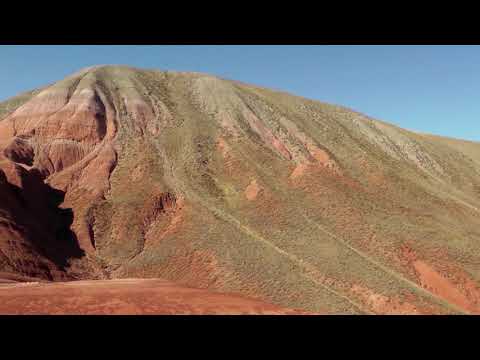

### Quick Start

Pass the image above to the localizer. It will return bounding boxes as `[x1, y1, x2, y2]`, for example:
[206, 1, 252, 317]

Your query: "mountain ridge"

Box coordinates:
[2, 64, 479, 142]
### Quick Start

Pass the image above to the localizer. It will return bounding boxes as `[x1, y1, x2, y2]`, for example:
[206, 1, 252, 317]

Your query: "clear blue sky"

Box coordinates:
[1, 45, 479, 141]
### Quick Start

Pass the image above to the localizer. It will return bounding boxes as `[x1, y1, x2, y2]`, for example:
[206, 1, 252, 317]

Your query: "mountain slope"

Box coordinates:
[0, 65, 479, 314]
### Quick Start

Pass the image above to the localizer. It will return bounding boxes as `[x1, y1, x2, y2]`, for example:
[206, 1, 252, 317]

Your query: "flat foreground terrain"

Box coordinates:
[0, 278, 310, 315]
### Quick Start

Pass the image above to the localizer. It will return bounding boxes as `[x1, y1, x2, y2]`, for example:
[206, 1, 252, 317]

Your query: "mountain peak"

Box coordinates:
[1, 67, 480, 314]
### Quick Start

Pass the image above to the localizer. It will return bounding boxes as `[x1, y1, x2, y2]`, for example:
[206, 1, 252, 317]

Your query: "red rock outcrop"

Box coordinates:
[0, 70, 118, 279]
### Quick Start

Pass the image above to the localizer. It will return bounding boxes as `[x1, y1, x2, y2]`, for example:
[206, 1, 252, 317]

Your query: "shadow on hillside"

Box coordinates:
[11, 168, 85, 271]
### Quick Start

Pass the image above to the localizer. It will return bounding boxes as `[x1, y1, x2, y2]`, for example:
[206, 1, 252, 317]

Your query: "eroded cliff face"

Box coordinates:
[0, 164, 81, 280]
[0, 67, 119, 279]
[1, 66, 479, 314]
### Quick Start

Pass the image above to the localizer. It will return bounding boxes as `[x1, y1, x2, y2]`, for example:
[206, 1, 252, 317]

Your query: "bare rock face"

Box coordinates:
[0, 166, 81, 281]
[0, 68, 117, 279]
[1, 65, 480, 314]
[3, 136, 35, 166]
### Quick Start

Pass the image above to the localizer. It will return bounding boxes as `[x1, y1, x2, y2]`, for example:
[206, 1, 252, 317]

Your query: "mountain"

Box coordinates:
[0, 65, 479, 314]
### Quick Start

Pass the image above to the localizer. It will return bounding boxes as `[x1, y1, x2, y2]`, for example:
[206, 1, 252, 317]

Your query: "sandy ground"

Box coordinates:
[0, 278, 311, 315]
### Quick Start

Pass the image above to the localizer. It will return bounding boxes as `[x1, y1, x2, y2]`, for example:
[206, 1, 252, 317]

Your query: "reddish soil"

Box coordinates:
[245, 179, 261, 201]
[413, 260, 480, 314]
[0, 278, 311, 315]
[242, 109, 292, 160]
[398, 244, 480, 314]
[350, 284, 421, 315]
[290, 163, 308, 180]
